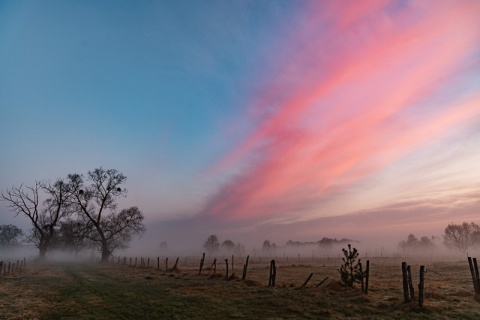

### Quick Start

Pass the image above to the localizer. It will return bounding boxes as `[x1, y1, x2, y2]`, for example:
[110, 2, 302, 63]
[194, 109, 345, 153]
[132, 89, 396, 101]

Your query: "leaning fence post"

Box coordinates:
[199, 253, 205, 275]
[402, 262, 410, 303]
[242, 255, 249, 280]
[418, 265, 425, 308]
[473, 258, 480, 294]
[298, 273, 313, 289]
[172, 257, 179, 271]
[468, 257, 478, 293]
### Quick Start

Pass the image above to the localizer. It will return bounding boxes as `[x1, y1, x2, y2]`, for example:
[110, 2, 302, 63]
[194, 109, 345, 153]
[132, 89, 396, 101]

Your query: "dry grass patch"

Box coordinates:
[0, 258, 480, 319]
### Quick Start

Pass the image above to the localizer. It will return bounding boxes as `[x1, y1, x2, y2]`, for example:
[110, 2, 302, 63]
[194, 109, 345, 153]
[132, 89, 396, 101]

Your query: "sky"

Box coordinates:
[1, 0, 480, 252]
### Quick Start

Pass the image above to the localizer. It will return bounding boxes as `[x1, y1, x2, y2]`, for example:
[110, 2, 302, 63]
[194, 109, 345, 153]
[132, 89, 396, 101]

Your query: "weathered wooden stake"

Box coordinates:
[402, 262, 410, 303]
[166, 258, 169, 271]
[147, 258, 150, 268]
[418, 265, 425, 308]
[473, 258, 480, 293]
[232, 255, 234, 273]
[211, 258, 217, 274]
[315, 276, 329, 288]
[359, 261, 364, 293]
[468, 257, 478, 293]
[407, 265, 415, 300]
[242, 255, 249, 280]
[365, 260, 370, 294]
[298, 273, 313, 289]
[135, 257, 137, 267]
[225, 259, 229, 279]
[199, 253, 205, 275]
[157, 257, 160, 270]
[172, 257, 179, 270]
[268, 260, 276, 287]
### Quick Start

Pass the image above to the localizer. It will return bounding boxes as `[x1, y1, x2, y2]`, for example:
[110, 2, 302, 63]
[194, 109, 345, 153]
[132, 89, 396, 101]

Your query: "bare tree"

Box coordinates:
[0, 224, 23, 247]
[203, 234, 220, 253]
[443, 222, 480, 254]
[68, 168, 145, 262]
[1, 179, 77, 258]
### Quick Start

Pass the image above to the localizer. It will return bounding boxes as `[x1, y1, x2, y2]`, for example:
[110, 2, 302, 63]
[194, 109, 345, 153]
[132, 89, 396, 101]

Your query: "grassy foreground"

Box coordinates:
[0, 258, 479, 319]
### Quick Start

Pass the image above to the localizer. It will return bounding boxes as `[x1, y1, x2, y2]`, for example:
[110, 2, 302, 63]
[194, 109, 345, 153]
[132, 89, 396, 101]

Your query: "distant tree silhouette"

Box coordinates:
[0, 224, 23, 247]
[204, 234, 220, 253]
[398, 234, 435, 255]
[262, 240, 276, 252]
[221, 239, 235, 251]
[443, 222, 480, 254]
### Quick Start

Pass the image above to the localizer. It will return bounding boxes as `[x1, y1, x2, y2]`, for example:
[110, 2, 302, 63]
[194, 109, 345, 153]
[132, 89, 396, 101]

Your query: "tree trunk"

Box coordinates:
[38, 235, 49, 260]
[101, 241, 111, 262]
[39, 245, 47, 260]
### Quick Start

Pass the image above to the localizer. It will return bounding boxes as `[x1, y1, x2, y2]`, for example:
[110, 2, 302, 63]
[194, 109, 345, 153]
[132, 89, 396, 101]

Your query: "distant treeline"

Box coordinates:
[286, 237, 359, 247]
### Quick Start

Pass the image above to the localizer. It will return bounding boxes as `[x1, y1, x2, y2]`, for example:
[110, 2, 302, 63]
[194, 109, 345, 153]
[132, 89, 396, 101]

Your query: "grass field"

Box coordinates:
[1, 256, 480, 319]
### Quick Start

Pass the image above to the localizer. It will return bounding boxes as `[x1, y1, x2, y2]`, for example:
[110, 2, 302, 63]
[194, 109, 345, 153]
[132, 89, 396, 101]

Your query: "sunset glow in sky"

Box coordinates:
[1, 0, 480, 249]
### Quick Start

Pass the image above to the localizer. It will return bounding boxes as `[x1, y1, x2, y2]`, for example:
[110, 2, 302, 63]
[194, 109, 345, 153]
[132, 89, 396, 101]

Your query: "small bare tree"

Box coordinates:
[1, 178, 75, 259]
[443, 222, 480, 254]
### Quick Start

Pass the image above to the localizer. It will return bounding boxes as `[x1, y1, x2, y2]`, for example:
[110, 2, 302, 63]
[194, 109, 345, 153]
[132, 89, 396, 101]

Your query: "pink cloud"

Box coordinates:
[202, 1, 480, 221]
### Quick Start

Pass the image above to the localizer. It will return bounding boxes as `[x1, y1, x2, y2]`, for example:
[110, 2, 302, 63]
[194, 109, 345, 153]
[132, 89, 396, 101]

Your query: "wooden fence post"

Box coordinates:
[402, 262, 410, 303]
[172, 257, 179, 271]
[269, 260, 276, 287]
[365, 260, 370, 294]
[407, 265, 415, 301]
[165, 258, 168, 271]
[418, 265, 425, 308]
[468, 257, 478, 293]
[199, 253, 205, 275]
[359, 261, 365, 293]
[211, 258, 217, 274]
[225, 259, 229, 280]
[473, 258, 480, 293]
[242, 255, 249, 280]
[315, 276, 329, 288]
[298, 273, 313, 289]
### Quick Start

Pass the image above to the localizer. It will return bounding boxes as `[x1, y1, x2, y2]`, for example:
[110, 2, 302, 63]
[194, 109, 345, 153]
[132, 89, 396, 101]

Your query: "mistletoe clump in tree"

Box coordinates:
[338, 244, 363, 288]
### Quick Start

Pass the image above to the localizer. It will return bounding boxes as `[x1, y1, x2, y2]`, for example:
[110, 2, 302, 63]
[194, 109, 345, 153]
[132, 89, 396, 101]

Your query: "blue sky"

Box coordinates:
[1, 1, 480, 250]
